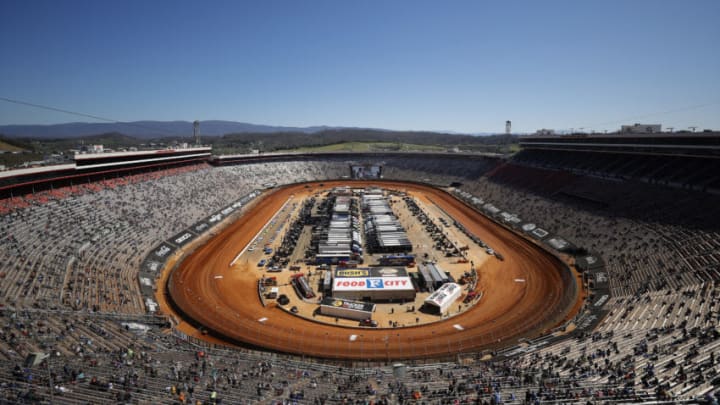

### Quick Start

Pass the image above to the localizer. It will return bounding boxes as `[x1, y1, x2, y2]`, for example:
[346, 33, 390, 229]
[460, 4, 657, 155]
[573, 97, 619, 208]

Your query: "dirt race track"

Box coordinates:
[163, 181, 580, 361]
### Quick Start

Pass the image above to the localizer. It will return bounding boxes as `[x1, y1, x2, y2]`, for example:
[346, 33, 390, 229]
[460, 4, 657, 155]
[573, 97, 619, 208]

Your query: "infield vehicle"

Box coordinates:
[291, 273, 315, 299]
[262, 276, 278, 286]
[463, 291, 479, 303]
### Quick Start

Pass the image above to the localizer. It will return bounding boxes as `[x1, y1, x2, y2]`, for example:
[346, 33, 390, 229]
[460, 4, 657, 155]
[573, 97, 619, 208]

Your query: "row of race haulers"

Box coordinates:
[317, 252, 416, 268]
[313, 212, 364, 265]
[332, 254, 416, 269]
[363, 214, 413, 254]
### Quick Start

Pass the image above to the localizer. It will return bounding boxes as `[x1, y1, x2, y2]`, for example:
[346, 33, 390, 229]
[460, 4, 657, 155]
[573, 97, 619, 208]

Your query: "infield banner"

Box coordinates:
[168, 230, 197, 248]
[334, 267, 408, 278]
[151, 242, 176, 260]
[333, 276, 413, 291]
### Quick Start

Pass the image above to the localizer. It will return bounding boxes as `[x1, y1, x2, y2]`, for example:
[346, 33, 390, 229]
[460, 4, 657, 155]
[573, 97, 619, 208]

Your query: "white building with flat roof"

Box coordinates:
[620, 123, 661, 134]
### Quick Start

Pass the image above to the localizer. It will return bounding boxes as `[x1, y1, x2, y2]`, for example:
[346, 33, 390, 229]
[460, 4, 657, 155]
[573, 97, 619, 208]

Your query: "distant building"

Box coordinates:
[534, 129, 555, 135]
[91, 144, 104, 153]
[620, 123, 661, 134]
[505, 120, 512, 135]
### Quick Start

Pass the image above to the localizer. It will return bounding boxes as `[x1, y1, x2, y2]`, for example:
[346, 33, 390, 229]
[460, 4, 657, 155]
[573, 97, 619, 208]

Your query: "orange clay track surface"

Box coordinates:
[164, 181, 578, 361]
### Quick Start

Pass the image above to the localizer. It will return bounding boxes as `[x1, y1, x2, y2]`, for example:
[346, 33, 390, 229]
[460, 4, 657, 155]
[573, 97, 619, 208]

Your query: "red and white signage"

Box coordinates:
[332, 276, 413, 291]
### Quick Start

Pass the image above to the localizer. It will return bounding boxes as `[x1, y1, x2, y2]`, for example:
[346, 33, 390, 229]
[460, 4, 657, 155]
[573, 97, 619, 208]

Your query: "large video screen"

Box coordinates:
[351, 165, 382, 179]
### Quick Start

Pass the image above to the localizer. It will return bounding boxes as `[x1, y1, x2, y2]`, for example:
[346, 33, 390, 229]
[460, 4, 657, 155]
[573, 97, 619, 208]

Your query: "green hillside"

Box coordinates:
[278, 141, 447, 153]
[0, 139, 27, 152]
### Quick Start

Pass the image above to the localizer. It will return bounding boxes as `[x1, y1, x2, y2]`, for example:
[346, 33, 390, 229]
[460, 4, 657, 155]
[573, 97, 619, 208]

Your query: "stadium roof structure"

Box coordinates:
[520, 133, 720, 158]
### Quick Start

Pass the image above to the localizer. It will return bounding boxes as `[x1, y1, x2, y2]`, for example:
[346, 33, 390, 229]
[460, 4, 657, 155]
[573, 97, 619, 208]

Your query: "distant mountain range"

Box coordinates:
[0, 120, 497, 139]
[0, 120, 346, 139]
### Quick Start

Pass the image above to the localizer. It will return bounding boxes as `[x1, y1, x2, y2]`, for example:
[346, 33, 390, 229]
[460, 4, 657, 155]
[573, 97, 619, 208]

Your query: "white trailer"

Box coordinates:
[266, 287, 279, 299]
[423, 283, 462, 315]
[320, 297, 375, 321]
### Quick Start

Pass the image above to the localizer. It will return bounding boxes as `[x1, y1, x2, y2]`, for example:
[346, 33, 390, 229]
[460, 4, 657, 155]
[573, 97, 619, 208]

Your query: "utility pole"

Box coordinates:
[193, 120, 200, 146]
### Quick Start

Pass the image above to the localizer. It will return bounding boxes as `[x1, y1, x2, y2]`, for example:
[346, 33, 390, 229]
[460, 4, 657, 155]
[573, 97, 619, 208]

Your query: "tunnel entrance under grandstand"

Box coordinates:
[351, 164, 383, 179]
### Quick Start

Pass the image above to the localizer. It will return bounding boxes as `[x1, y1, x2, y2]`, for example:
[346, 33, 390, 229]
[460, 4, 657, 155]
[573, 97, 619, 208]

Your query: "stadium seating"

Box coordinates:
[0, 153, 718, 403]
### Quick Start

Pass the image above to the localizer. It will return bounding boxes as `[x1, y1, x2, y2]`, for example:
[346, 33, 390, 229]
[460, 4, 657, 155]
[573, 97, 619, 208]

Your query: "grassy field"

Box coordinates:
[279, 141, 447, 153]
[0, 152, 44, 168]
[0, 140, 26, 152]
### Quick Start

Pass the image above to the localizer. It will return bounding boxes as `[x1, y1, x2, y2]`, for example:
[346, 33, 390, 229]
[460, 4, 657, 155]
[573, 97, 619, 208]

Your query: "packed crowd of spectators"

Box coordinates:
[2, 305, 717, 403]
[0, 153, 718, 403]
[0, 161, 350, 314]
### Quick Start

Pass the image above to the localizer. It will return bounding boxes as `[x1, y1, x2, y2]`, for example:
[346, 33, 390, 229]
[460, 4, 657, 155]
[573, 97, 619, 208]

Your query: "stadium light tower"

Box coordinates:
[505, 120, 512, 135]
[193, 120, 200, 146]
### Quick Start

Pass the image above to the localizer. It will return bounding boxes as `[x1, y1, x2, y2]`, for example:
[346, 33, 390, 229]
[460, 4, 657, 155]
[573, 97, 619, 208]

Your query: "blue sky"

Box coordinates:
[1, 0, 718, 133]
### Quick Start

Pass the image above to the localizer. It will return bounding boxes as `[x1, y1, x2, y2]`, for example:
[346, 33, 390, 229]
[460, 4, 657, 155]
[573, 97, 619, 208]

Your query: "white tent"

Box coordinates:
[424, 283, 462, 315]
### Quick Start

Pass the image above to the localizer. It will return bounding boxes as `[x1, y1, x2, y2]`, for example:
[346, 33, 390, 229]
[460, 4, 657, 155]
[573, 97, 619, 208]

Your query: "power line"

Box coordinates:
[1, 96, 119, 123]
[0, 96, 176, 137]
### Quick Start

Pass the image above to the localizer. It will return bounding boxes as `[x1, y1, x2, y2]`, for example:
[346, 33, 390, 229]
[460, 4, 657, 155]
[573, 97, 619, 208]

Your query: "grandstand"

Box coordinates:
[0, 147, 211, 199]
[518, 132, 720, 193]
[1, 137, 719, 403]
